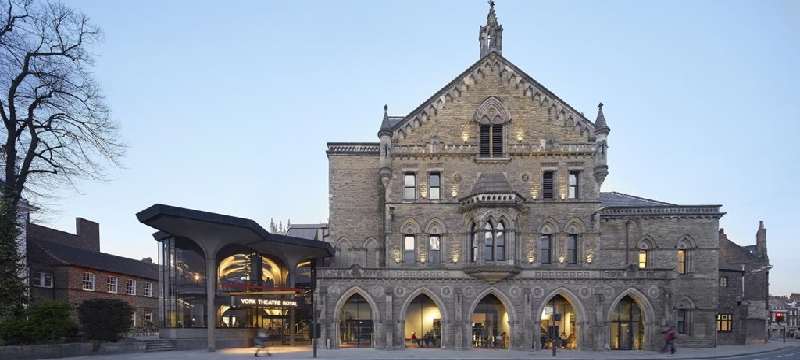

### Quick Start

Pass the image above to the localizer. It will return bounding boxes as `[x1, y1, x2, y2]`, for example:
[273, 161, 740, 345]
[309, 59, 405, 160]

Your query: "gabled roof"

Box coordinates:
[599, 192, 674, 207]
[387, 52, 596, 138]
[31, 239, 158, 280]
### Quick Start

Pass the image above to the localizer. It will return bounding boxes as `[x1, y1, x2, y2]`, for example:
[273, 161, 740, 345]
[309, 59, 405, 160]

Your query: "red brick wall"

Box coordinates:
[62, 267, 159, 325]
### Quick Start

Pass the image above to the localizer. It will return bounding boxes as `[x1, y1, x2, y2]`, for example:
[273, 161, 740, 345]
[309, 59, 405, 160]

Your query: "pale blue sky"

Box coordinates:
[46, 0, 798, 295]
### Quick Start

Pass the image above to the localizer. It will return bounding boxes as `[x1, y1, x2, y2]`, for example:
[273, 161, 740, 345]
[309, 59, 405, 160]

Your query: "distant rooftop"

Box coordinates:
[31, 239, 158, 280]
[285, 223, 328, 241]
[599, 192, 674, 207]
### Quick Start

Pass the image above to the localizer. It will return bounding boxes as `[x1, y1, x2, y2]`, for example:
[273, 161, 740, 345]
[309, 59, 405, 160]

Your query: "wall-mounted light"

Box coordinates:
[559, 173, 567, 200]
[558, 255, 565, 264]
[392, 247, 402, 264]
[461, 126, 470, 143]
[451, 247, 460, 263]
[420, 182, 428, 199]
[530, 183, 539, 200]
[451, 185, 459, 198]
[527, 251, 535, 264]
[516, 130, 524, 141]
[586, 250, 594, 264]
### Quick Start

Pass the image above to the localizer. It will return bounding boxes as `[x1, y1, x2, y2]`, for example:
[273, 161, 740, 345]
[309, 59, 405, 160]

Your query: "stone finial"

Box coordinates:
[479, 0, 503, 57]
[594, 102, 610, 135]
[378, 104, 392, 138]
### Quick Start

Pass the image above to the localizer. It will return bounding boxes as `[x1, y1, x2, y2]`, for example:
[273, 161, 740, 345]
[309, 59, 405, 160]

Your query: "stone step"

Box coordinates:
[144, 340, 176, 352]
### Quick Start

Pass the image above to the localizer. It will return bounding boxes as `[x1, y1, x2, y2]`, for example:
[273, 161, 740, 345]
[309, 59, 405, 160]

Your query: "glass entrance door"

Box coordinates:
[610, 296, 643, 350]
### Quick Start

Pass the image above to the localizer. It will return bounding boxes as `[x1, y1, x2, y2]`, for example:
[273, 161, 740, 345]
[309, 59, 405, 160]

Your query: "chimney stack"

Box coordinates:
[76, 218, 100, 252]
[756, 221, 767, 259]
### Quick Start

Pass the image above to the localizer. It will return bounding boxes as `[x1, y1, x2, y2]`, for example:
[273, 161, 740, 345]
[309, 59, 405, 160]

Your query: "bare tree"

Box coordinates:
[0, 0, 124, 319]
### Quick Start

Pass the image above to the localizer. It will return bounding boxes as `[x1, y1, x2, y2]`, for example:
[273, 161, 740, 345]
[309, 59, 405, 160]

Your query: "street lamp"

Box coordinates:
[552, 313, 561, 357]
[311, 259, 319, 358]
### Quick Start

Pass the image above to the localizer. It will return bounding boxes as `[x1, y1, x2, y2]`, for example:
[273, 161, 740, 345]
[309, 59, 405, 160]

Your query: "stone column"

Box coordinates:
[205, 256, 216, 352]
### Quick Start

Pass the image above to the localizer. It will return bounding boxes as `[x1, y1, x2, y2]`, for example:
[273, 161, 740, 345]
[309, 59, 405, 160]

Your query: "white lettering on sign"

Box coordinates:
[239, 298, 297, 307]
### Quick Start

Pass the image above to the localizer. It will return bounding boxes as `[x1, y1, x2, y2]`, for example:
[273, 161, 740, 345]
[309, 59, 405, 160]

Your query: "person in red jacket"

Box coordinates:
[661, 326, 677, 354]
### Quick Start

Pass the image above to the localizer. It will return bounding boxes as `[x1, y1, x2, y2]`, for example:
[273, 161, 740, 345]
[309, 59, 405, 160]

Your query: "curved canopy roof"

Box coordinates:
[136, 204, 333, 262]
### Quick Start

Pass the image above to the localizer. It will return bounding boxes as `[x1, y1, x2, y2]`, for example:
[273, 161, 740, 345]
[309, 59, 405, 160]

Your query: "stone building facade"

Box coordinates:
[319, 4, 727, 352]
[718, 222, 771, 344]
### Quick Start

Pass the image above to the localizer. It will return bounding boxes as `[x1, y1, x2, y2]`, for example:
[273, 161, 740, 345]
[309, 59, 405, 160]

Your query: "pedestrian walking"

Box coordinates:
[255, 328, 271, 357]
[661, 326, 677, 354]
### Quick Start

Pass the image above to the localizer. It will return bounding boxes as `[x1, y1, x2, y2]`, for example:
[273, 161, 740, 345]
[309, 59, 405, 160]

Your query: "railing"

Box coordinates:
[391, 142, 595, 155]
[124, 328, 159, 338]
[601, 206, 724, 217]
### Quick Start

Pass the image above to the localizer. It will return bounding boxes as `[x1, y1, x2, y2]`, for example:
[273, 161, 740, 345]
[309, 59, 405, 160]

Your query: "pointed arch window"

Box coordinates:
[404, 235, 416, 266]
[540, 235, 552, 264]
[429, 235, 441, 265]
[496, 222, 505, 261]
[677, 238, 694, 275]
[567, 234, 578, 264]
[470, 223, 478, 263]
[483, 221, 506, 261]
[484, 223, 494, 261]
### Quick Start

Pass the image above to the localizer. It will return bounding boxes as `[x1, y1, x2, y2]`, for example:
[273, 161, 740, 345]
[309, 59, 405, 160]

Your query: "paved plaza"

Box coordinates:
[64, 339, 799, 360]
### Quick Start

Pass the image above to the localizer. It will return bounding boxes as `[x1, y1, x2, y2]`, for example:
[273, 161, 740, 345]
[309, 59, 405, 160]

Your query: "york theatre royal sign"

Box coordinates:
[233, 298, 298, 307]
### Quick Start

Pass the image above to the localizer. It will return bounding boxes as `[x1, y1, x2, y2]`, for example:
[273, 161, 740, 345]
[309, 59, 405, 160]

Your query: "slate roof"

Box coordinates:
[599, 192, 674, 207]
[388, 116, 404, 128]
[470, 172, 513, 195]
[31, 239, 158, 280]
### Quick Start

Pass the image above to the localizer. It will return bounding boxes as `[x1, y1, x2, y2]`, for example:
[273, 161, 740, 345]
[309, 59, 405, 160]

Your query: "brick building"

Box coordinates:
[718, 223, 771, 344]
[320, 3, 731, 352]
[26, 218, 159, 327]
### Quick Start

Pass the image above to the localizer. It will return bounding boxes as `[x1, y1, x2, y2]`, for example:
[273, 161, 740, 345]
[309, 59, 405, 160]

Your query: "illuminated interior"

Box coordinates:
[471, 294, 509, 349]
[539, 294, 578, 349]
[404, 294, 442, 348]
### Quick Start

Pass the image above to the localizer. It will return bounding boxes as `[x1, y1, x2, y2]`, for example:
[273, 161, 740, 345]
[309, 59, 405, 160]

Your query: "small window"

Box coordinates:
[568, 171, 579, 199]
[404, 235, 415, 265]
[33, 272, 53, 288]
[428, 172, 441, 200]
[404, 173, 417, 200]
[126, 279, 137, 295]
[719, 276, 728, 287]
[542, 171, 554, 199]
[567, 234, 578, 264]
[107, 276, 118, 293]
[638, 250, 648, 269]
[82, 273, 95, 291]
[429, 235, 441, 265]
[540, 235, 552, 264]
[677, 309, 687, 334]
[717, 314, 732, 332]
[678, 250, 686, 274]
[144, 282, 153, 297]
[144, 312, 153, 324]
